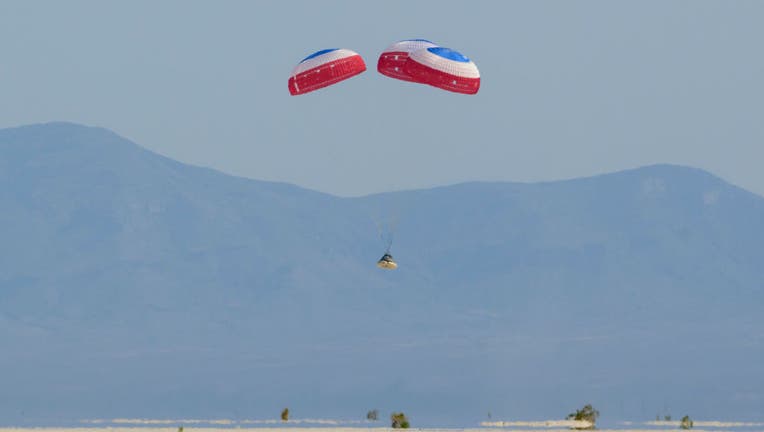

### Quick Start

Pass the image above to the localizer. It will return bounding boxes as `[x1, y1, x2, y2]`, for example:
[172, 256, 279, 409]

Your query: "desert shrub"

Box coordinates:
[367, 409, 379, 421]
[391, 412, 410, 428]
[680, 416, 693, 429]
[281, 407, 289, 422]
[567, 404, 599, 430]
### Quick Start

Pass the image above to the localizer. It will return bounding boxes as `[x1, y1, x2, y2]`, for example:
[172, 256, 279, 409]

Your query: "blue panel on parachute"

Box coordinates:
[427, 47, 470, 62]
[300, 48, 339, 63]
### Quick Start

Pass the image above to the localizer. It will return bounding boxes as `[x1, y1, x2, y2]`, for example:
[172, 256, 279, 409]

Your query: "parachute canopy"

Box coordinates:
[377, 253, 397, 270]
[377, 39, 438, 83]
[288, 48, 366, 96]
[404, 47, 480, 94]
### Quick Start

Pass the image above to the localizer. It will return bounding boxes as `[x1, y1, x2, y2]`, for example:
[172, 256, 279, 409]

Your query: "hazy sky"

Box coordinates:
[1, 1, 762, 197]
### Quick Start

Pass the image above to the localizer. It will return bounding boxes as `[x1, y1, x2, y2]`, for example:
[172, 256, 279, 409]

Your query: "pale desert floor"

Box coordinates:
[1, 423, 764, 432]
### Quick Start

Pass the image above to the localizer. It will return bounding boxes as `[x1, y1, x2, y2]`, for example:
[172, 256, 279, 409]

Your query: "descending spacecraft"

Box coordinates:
[376, 253, 398, 270]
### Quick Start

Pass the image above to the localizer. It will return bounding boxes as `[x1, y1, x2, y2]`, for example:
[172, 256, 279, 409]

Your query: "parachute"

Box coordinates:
[377, 39, 438, 83]
[404, 47, 480, 94]
[376, 253, 398, 270]
[288, 48, 366, 96]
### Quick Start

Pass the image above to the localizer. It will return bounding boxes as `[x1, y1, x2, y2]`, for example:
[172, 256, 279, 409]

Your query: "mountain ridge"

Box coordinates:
[4, 121, 758, 201]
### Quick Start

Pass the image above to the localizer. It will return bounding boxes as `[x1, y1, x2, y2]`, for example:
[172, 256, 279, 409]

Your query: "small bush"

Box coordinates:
[680, 416, 693, 430]
[281, 408, 289, 422]
[367, 409, 379, 421]
[567, 404, 599, 430]
[391, 412, 410, 428]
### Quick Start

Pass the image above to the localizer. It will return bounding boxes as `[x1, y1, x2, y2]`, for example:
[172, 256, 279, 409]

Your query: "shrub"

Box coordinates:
[367, 409, 379, 421]
[391, 412, 410, 428]
[680, 416, 693, 430]
[281, 408, 289, 422]
[567, 404, 599, 430]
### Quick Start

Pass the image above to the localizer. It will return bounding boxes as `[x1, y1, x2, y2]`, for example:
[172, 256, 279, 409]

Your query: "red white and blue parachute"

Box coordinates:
[288, 43, 479, 96]
[377, 39, 438, 83]
[404, 47, 480, 95]
[288, 48, 366, 96]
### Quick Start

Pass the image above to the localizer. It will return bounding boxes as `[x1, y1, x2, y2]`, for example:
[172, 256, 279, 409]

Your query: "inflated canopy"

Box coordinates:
[404, 47, 480, 95]
[288, 48, 366, 96]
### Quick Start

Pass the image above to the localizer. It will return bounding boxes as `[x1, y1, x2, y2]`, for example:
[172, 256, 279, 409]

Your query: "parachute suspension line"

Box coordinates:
[383, 230, 393, 254]
[373, 216, 394, 253]
[384, 201, 400, 254]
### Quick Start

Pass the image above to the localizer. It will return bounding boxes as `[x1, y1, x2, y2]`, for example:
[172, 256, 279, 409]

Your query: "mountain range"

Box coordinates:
[1, 122, 762, 425]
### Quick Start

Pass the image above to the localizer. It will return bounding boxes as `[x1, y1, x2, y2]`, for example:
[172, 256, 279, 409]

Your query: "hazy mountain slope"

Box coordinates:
[1, 123, 762, 424]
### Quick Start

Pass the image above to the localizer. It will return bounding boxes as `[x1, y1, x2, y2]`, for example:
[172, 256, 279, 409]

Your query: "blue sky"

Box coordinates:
[1, 1, 762, 196]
